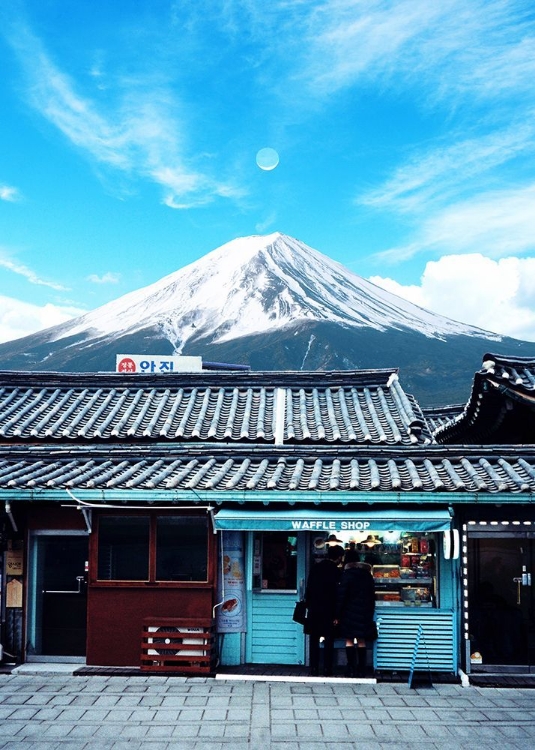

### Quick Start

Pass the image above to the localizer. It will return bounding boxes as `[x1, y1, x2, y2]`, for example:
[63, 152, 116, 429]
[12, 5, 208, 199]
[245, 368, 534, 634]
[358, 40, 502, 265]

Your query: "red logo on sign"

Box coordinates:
[117, 357, 136, 373]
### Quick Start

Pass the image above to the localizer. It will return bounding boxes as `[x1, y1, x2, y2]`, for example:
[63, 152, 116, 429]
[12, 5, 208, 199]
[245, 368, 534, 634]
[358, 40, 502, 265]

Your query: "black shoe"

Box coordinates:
[357, 647, 367, 678]
[345, 646, 357, 677]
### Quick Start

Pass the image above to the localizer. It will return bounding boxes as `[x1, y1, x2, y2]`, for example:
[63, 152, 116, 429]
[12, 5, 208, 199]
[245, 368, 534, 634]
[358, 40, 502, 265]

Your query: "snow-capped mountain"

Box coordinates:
[0, 232, 533, 405]
[43, 232, 493, 349]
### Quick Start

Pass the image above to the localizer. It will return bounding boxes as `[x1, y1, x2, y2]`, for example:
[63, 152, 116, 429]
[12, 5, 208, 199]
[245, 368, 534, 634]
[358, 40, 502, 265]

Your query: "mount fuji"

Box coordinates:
[1, 232, 533, 405]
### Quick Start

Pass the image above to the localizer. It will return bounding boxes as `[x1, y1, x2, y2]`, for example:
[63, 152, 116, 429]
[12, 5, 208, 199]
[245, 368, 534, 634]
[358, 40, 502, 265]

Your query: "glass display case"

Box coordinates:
[309, 530, 437, 607]
[369, 533, 436, 607]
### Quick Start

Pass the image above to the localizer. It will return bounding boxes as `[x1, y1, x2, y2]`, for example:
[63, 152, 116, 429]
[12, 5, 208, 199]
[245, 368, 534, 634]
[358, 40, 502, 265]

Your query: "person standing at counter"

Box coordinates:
[335, 549, 376, 678]
[304, 544, 344, 676]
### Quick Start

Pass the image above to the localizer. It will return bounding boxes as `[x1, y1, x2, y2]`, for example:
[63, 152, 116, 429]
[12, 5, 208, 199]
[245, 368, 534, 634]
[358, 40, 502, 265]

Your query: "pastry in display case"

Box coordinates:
[309, 530, 438, 607]
[372, 565, 400, 579]
[370, 532, 436, 607]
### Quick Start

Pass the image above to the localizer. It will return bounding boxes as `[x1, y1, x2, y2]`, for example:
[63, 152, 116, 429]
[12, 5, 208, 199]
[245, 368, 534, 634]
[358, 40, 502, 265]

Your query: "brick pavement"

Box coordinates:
[1, 672, 535, 749]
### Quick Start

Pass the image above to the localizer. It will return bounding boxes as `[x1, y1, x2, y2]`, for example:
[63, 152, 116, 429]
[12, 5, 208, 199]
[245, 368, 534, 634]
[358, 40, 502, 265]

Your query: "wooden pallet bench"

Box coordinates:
[140, 617, 216, 674]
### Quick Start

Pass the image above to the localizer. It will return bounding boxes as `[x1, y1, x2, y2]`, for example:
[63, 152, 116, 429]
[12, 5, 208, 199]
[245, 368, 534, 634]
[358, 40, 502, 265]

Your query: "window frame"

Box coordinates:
[252, 530, 299, 592]
[90, 510, 214, 589]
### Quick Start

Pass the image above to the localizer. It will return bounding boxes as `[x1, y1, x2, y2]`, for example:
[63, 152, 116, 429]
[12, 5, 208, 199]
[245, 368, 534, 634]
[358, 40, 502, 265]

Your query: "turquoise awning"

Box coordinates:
[213, 508, 452, 533]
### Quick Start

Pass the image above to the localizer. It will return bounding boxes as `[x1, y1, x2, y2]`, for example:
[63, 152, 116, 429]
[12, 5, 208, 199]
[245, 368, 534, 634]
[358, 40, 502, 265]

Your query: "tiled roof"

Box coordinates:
[1, 444, 534, 493]
[480, 353, 535, 389]
[0, 369, 429, 446]
[434, 353, 535, 444]
[422, 405, 464, 434]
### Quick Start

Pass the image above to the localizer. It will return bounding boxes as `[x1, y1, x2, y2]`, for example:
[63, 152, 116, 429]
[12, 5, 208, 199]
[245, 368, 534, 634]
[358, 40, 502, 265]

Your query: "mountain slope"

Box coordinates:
[0, 232, 533, 405]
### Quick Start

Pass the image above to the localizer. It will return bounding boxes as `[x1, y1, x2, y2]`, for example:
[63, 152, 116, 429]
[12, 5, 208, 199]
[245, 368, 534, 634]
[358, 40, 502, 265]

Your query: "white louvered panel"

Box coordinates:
[375, 612, 456, 672]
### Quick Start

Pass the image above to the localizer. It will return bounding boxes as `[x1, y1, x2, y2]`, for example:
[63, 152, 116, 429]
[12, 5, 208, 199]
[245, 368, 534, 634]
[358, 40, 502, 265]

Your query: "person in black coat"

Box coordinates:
[335, 549, 376, 677]
[304, 544, 344, 676]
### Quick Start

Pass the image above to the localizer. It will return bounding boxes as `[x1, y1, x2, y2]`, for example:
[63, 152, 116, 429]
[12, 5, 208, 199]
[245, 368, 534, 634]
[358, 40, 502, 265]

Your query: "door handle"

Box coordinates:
[43, 576, 85, 595]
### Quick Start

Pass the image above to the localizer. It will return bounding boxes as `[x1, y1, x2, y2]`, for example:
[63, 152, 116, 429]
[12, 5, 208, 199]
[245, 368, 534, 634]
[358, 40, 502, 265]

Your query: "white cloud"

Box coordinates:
[0, 295, 85, 344]
[5, 23, 240, 210]
[0, 184, 22, 202]
[376, 184, 535, 263]
[297, 0, 535, 104]
[255, 212, 278, 233]
[370, 254, 535, 342]
[0, 252, 68, 290]
[361, 120, 535, 214]
[87, 272, 121, 284]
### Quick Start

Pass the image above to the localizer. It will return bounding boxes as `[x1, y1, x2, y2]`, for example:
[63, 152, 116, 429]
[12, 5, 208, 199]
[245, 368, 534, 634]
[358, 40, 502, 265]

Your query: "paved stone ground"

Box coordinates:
[1, 672, 535, 749]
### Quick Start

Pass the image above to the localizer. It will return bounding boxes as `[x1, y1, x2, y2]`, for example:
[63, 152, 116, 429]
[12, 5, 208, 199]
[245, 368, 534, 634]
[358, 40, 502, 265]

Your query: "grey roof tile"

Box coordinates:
[0, 369, 430, 445]
[481, 353, 535, 388]
[0, 445, 534, 493]
[434, 353, 535, 443]
[422, 405, 464, 434]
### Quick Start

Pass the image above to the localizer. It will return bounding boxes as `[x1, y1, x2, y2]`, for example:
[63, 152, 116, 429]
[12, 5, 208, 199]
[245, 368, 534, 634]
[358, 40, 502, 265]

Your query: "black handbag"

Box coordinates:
[293, 600, 307, 625]
[366, 621, 378, 641]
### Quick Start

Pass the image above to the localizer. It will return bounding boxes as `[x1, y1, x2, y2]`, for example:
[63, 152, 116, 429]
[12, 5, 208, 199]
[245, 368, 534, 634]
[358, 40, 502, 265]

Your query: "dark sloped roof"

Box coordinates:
[480, 353, 535, 388]
[0, 369, 429, 446]
[434, 353, 535, 444]
[422, 405, 464, 434]
[1, 444, 534, 493]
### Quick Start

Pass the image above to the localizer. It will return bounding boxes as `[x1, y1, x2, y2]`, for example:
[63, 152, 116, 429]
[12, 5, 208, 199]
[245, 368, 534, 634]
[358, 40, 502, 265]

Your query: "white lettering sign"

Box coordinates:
[291, 520, 371, 531]
[115, 354, 202, 373]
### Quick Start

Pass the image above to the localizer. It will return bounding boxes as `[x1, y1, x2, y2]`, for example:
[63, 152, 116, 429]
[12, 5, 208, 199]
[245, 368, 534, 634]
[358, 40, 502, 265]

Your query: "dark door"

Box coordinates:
[468, 535, 535, 668]
[32, 535, 88, 656]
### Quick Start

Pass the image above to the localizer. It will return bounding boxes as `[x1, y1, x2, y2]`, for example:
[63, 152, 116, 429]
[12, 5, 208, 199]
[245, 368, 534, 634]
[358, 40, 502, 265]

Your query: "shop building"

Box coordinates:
[0, 356, 534, 677]
[429, 353, 535, 673]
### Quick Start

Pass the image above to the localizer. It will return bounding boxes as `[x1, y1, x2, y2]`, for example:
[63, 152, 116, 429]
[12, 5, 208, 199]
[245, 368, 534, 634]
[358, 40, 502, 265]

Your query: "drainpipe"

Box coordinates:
[4, 502, 18, 533]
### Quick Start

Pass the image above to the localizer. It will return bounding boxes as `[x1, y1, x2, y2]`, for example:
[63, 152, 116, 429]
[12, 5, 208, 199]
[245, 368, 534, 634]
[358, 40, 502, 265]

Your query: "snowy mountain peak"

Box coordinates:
[54, 232, 499, 354]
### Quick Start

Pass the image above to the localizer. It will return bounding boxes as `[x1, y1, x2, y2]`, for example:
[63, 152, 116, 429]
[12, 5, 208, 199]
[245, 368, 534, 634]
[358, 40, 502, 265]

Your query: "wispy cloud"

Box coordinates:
[295, 0, 535, 104]
[331, 1, 535, 267]
[0, 294, 84, 344]
[360, 120, 535, 214]
[375, 183, 535, 263]
[0, 251, 68, 290]
[4, 22, 241, 210]
[255, 212, 278, 233]
[0, 184, 22, 202]
[87, 272, 121, 284]
[370, 253, 535, 342]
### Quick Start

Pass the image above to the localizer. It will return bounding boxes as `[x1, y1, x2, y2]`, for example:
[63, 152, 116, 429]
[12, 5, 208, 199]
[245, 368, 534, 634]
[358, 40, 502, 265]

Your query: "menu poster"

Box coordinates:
[6, 540, 23, 576]
[216, 531, 246, 633]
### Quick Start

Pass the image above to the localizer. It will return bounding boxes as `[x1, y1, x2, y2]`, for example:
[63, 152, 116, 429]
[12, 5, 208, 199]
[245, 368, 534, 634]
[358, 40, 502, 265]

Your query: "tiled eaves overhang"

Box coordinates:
[1, 444, 534, 495]
[0, 368, 429, 445]
[433, 353, 535, 444]
[434, 377, 535, 444]
[480, 352, 535, 389]
[422, 405, 464, 435]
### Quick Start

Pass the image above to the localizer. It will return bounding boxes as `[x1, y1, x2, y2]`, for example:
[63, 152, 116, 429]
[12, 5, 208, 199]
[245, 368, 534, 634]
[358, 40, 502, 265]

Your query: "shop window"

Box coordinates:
[98, 516, 150, 581]
[253, 532, 297, 590]
[156, 516, 208, 581]
[310, 530, 438, 607]
[96, 514, 208, 583]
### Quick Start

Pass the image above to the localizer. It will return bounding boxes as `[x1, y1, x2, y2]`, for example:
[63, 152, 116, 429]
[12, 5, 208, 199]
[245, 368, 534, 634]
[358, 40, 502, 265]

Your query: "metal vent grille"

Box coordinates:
[375, 612, 456, 672]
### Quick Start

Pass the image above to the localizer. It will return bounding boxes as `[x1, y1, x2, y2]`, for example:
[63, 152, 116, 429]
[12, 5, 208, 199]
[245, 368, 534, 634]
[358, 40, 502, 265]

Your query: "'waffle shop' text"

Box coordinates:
[290, 521, 371, 531]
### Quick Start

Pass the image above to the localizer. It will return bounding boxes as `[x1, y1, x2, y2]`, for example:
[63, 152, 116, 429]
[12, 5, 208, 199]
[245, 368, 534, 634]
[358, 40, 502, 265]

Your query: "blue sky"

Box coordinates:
[2, 0, 535, 343]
